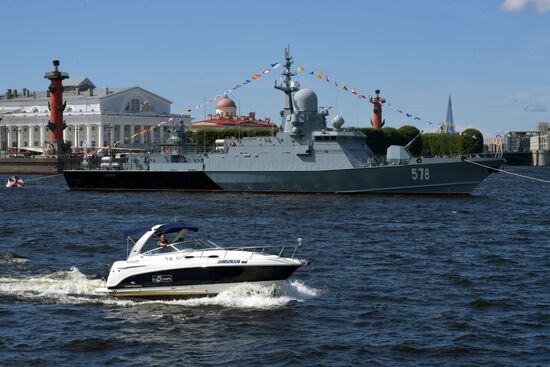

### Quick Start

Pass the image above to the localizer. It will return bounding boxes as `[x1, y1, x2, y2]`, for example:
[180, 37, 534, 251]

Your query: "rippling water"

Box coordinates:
[1, 168, 549, 366]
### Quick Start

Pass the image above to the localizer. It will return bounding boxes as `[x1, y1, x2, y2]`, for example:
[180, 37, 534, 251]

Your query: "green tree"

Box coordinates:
[461, 128, 484, 154]
[421, 133, 459, 156]
[356, 128, 387, 155]
[421, 133, 435, 156]
[382, 127, 404, 148]
[449, 133, 462, 156]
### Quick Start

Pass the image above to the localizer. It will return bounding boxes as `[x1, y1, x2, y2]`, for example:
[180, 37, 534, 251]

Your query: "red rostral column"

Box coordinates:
[44, 60, 69, 155]
[369, 89, 386, 129]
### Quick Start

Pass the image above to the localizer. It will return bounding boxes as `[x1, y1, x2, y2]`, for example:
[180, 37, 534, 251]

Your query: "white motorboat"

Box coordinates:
[95, 223, 309, 298]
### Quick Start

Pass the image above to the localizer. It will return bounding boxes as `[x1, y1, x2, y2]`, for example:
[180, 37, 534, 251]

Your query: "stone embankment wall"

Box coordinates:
[532, 151, 550, 166]
[0, 158, 81, 174]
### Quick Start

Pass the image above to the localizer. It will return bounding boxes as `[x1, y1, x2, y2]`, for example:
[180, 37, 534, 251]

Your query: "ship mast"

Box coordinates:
[274, 47, 299, 127]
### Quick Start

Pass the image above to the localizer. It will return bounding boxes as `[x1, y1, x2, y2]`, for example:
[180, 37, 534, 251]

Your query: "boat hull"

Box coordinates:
[98, 263, 301, 298]
[64, 157, 503, 194]
[96, 280, 282, 298]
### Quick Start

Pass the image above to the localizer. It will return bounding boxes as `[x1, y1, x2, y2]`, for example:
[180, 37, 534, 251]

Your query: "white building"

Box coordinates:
[0, 77, 191, 152]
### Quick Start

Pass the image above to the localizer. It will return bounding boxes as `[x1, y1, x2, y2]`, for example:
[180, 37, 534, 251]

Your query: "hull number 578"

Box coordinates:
[411, 168, 430, 181]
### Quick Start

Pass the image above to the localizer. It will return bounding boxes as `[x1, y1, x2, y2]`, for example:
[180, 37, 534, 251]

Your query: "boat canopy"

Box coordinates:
[122, 222, 199, 238]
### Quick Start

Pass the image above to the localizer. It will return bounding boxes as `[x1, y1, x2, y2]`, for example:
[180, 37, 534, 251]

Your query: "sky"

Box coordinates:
[1, 0, 549, 137]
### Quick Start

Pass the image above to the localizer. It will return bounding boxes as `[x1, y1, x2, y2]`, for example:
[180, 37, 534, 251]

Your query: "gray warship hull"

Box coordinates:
[64, 156, 502, 194]
[209, 158, 501, 194]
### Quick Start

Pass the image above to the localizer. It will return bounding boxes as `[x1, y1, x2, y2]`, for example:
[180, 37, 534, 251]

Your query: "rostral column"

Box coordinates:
[44, 60, 69, 156]
[369, 89, 386, 129]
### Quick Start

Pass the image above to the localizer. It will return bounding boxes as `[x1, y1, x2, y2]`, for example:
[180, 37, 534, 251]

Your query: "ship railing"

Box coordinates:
[218, 244, 294, 259]
[461, 152, 500, 159]
[144, 238, 303, 259]
[215, 237, 303, 260]
[170, 145, 203, 154]
[175, 245, 299, 260]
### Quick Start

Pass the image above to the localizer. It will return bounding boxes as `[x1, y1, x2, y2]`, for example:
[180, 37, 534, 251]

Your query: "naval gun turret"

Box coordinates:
[386, 130, 423, 165]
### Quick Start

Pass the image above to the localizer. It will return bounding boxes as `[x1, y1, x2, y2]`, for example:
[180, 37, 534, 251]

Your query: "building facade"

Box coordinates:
[0, 77, 191, 153]
[488, 123, 550, 166]
[191, 97, 276, 130]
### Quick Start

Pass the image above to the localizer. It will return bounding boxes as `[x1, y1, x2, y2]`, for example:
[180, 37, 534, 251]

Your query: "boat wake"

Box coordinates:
[168, 280, 318, 309]
[0, 267, 318, 309]
[0, 251, 30, 264]
[0, 267, 101, 304]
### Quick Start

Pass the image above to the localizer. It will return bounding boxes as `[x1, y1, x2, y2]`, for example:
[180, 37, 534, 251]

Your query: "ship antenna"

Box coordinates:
[275, 46, 299, 126]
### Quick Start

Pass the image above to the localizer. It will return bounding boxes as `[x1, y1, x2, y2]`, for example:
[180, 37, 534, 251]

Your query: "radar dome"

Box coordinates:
[332, 115, 345, 129]
[294, 89, 317, 112]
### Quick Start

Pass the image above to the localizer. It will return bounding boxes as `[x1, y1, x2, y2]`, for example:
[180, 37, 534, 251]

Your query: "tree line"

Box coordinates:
[354, 126, 484, 156]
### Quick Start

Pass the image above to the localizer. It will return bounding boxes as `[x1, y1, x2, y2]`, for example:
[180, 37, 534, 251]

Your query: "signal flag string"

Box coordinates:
[295, 66, 436, 127]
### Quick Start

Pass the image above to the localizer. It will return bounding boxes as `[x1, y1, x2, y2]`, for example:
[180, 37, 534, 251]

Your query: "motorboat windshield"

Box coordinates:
[142, 239, 221, 256]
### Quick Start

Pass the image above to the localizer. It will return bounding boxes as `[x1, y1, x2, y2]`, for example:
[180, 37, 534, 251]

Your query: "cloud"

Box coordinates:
[501, 0, 529, 11]
[501, 0, 550, 13]
[533, 0, 550, 13]
[524, 104, 547, 112]
[512, 91, 532, 101]
[511, 90, 550, 103]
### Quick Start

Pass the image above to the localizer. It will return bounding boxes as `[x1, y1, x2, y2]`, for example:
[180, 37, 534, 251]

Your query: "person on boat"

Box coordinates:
[158, 233, 169, 248]
[174, 229, 187, 243]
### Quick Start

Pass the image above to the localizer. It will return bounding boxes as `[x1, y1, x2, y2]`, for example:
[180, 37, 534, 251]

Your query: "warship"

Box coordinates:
[64, 49, 504, 194]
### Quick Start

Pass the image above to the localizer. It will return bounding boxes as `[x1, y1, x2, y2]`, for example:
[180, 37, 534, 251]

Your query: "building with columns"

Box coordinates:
[0, 77, 191, 153]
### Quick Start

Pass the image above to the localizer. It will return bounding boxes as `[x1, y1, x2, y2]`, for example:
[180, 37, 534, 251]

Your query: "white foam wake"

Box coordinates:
[0, 251, 30, 264]
[159, 280, 318, 309]
[0, 267, 318, 309]
[0, 267, 102, 304]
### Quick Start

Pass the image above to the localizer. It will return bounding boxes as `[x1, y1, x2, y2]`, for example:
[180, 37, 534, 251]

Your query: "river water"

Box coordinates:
[0, 168, 549, 366]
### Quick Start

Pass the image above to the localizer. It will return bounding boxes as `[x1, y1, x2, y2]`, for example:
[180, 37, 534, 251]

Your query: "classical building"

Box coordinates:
[191, 97, 276, 130]
[0, 77, 191, 153]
